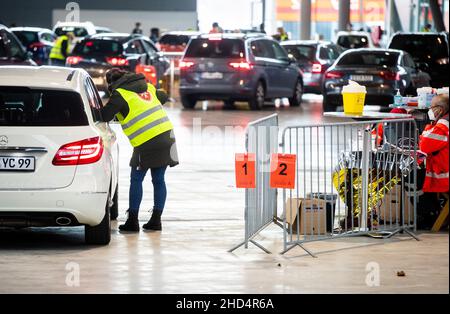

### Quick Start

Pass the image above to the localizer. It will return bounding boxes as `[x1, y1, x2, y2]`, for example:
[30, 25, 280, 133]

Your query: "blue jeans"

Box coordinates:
[129, 166, 167, 215]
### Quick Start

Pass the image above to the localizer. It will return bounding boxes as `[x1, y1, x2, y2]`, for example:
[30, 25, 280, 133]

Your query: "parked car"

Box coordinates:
[158, 31, 201, 52]
[0, 24, 36, 66]
[11, 27, 56, 65]
[335, 31, 374, 50]
[0, 66, 119, 244]
[66, 33, 170, 91]
[281, 40, 343, 94]
[94, 26, 114, 34]
[388, 32, 449, 87]
[179, 33, 303, 110]
[323, 48, 431, 112]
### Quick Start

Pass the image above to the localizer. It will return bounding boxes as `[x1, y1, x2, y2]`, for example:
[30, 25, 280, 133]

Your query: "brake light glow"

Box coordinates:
[312, 62, 323, 74]
[325, 71, 344, 79]
[52, 137, 104, 166]
[66, 56, 83, 65]
[179, 61, 195, 69]
[106, 57, 129, 66]
[379, 71, 400, 81]
[29, 42, 45, 50]
[229, 61, 253, 70]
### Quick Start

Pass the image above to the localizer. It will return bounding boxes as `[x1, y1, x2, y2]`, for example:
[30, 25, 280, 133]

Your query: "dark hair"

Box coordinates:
[212, 22, 219, 28]
[106, 68, 127, 85]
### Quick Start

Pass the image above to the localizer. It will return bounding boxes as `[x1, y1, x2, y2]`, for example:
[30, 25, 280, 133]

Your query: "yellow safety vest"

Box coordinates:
[116, 84, 174, 147]
[49, 35, 70, 60]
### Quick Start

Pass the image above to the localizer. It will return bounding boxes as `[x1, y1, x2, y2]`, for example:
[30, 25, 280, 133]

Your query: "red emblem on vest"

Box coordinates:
[138, 91, 152, 101]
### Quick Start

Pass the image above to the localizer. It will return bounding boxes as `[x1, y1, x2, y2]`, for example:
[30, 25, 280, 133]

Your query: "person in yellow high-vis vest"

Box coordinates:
[101, 69, 179, 232]
[49, 32, 74, 66]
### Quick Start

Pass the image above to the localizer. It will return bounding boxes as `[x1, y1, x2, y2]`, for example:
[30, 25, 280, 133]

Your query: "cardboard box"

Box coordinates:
[285, 198, 327, 235]
[378, 185, 414, 224]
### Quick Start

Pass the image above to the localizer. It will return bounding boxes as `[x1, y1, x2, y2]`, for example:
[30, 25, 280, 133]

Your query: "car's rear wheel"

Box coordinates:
[110, 184, 119, 221]
[289, 79, 303, 107]
[181, 94, 197, 109]
[85, 202, 111, 245]
[322, 95, 336, 112]
[249, 81, 265, 110]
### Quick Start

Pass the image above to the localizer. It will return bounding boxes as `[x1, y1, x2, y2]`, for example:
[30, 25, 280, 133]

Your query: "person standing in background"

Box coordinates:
[150, 28, 160, 43]
[209, 22, 223, 34]
[132, 22, 143, 35]
[49, 32, 74, 66]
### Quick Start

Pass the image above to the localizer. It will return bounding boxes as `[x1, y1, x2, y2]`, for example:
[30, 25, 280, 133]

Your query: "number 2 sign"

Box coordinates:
[235, 153, 256, 188]
[270, 154, 296, 189]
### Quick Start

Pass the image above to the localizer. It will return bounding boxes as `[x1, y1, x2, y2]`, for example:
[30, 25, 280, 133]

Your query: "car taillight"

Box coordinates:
[325, 70, 343, 79]
[379, 71, 400, 80]
[29, 42, 45, 50]
[229, 61, 253, 70]
[66, 56, 83, 65]
[311, 62, 323, 74]
[52, 137, 104, 166]
[180, 61, 195, 69]
[106, 57, 129, 66]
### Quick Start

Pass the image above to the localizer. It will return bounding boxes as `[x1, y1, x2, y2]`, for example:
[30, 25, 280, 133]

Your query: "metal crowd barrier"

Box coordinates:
[230, 114, 281, 253]
[280, 118, 420, 257]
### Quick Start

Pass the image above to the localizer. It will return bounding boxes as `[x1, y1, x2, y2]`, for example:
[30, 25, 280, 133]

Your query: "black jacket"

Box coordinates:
[101, 73, 178, 169]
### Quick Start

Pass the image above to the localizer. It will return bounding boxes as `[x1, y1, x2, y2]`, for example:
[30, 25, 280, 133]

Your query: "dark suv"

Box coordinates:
[281, 40, 343, 94]
[67, 33, 170, 91]
[179, 33, 303, 110]
[388, 32, 449, 87]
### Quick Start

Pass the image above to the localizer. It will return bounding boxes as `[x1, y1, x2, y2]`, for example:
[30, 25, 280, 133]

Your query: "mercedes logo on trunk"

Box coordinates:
[0, 135, 8, 146]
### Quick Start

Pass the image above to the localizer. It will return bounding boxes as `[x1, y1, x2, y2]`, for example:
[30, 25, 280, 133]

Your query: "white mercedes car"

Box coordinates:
[0, 66, 119, 245]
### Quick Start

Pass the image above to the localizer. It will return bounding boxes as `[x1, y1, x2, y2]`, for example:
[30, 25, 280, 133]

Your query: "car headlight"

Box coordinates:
[436, 58, 449, 65]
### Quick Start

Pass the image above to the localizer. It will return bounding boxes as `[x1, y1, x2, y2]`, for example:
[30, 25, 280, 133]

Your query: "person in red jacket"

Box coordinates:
[419, 94, 449, 193]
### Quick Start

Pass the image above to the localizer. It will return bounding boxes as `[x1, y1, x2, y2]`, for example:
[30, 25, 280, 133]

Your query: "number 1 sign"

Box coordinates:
[235, 153, 256, 188]
[270, 154, 296, 189]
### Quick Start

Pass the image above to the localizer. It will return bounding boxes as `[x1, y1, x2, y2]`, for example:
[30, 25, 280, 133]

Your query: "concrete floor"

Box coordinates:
[0, 96, 448, 293]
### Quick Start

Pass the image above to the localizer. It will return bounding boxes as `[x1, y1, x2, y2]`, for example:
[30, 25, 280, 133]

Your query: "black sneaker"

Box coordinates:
[143, 210, 162, 231]
[119, 210, 140, 232]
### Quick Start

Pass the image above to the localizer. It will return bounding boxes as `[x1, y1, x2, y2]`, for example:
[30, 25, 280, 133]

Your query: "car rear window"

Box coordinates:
[54, 26, 88, 37]
[337, 35, 369, 49]
[338, 51, 399, 67]
[185, 38, 245, 58]
[12, 31, 39, 46]
[160, 34, 191, 46]
[0, 87, 88, 126]
[283, 45, 316, 62]
[389, 34, 449, 60]
[73, 39, 122, 56]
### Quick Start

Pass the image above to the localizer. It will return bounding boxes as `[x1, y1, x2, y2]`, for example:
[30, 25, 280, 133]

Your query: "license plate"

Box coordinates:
[350, 75, 373, 82]
[0, 156, 35, 171]
[201, 72, 223, 79]
[92, 77, 105, 85]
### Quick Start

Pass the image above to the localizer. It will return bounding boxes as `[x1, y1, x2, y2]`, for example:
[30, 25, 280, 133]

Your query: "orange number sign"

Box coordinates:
[235, 153, 256, 188]
[270, 154, 296, 189]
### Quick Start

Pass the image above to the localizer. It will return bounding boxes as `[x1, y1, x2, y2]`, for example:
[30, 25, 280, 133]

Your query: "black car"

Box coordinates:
[281, 40, 343, 94]
[323, 49, 431, 112]
[388, 32, 449, 88]
[179, 33, 303, 110]
[67, 33, 170, 91]
[0, 25, 36, 66]
[11, 27, 56, 65]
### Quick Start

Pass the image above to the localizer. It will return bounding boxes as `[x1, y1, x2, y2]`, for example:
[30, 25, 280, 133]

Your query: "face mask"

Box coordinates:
[428, 109, 436, 121]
